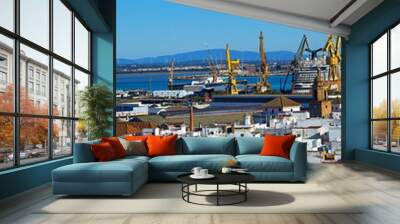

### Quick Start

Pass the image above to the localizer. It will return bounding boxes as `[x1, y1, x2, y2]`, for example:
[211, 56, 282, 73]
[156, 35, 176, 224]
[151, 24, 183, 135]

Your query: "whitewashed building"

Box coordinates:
[152, 90, 193, 98]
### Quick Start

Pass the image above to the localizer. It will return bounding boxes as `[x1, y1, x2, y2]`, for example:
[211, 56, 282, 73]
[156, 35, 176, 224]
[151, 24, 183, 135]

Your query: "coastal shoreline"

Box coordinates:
[117, 71, 288, 76]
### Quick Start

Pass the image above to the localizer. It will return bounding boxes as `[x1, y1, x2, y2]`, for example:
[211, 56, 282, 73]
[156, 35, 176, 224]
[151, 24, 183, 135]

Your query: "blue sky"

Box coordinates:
[117, 0, 327, 59]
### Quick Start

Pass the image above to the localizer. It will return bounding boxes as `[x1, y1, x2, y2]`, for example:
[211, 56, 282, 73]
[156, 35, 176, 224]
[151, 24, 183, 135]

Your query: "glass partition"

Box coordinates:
[370, 23, 400, 153]
[0, 0, 91, 170]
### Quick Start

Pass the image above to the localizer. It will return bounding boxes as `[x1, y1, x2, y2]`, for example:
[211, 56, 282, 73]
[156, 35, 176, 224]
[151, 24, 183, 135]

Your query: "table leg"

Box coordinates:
[216, 184, 219, 206]
[245, 183, 247, 201]
[181, 184, 183, 199]
[187, 184, 190, 202]
[195, 184, 198, 192]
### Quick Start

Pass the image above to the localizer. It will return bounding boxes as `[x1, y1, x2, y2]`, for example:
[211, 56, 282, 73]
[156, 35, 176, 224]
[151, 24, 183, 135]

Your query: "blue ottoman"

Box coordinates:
[52, 157, 148, 196]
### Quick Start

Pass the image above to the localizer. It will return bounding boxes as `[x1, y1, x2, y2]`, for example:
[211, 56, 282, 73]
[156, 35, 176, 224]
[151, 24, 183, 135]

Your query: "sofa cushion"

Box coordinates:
[124, 135, 148, 141]
[236, 137, 263, 155]
[236, 155, 293, 172]
[73, 140, 100, 163]
[119, 138, 147, 156]
[149, 154, 235, 172]
[147, 135, 177, 157]
[179, 137, 236, 155]
[260, 135, 296, 159]
[116, 155, 150, 163]
[101, 137, 127, 158]
[53, 158, 147, 183]
[91, 142, 118, 162]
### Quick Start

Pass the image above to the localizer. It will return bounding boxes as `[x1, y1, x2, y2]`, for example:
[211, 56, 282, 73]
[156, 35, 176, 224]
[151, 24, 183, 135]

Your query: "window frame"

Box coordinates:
[0, 0, 92, 171]
[370, 21, 400, 154]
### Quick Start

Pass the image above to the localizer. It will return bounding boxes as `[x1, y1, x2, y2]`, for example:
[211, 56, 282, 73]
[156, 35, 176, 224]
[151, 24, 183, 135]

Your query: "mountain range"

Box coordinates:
[117, 49, 295, 66]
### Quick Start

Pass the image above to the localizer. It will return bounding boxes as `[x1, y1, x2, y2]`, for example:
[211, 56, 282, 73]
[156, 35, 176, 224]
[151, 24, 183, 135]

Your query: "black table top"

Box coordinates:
[177, 172, 255, 185]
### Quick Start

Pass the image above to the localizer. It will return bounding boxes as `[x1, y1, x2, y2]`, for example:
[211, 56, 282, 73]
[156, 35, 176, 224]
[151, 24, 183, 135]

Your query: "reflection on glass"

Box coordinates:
[391, 120, 400, 153]
[391, 24, 400, 70]
[75, 120, 88, 143]
[0, 116, 13, 170]
[391, 72, 400, 118]
[0, 35, 14, 112]
[74, 69, 89, 118]
[372, 33, 387, 76]
[372, 76, 387, 119]
[53, 59, 72, 117]
[0, 0, 14, 31]
[20, 44, 49, 115]
[74, 18, 89, 70]
[53, 119, 72, 157]
[53, 0, 72, 60]
[20, 0, 49, 49]
[20, 117, 49, 165]
[372, 121, 387, 151]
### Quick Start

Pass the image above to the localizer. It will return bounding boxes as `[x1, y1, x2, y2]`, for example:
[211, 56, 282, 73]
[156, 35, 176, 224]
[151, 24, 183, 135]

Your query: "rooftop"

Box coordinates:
[264, 96, 301, 108]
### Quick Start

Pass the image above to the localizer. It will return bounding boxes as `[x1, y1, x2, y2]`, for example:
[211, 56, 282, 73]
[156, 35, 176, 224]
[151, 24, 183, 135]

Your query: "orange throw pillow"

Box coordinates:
[91, 142, 117, 162]
[101, 137, 127, 158]
[260, 134, 296, 159]
[124, 136, 148, 142]
[146, 135, 177, 157]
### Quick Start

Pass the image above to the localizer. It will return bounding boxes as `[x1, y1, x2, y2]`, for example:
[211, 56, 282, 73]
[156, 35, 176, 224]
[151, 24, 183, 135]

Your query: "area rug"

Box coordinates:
[37, 183, 361, 214]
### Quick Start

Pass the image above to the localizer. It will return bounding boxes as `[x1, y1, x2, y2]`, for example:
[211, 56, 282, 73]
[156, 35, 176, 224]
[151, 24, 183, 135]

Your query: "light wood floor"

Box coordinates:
[1, 160, 400, 224]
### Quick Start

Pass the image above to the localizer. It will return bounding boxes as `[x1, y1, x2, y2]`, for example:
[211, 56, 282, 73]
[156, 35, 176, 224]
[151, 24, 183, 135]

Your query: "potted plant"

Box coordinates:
[79, 84, 114, 140]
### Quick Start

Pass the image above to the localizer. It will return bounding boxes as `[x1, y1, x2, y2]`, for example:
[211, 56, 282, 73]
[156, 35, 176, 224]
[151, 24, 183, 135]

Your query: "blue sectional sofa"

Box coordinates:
[52, 137, 307, 196]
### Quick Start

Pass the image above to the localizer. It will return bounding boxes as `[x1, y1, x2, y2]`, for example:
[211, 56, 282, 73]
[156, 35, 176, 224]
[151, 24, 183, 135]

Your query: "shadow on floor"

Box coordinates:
[202, 190, 295, 207]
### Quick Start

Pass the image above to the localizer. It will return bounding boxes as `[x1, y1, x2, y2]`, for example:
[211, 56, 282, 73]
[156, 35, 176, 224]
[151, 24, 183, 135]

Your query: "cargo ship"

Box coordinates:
[291, 58, 329, 95]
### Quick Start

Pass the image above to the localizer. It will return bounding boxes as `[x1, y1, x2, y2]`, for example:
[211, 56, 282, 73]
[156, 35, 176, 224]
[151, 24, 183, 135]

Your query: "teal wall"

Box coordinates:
[355, 149, 400, 172]
[343, 0, 400, 170]
[92, 33, 114, 87]
[0, 0, 116, 200]
[0, 158, 72, 199]
[92, 32, 115, 136]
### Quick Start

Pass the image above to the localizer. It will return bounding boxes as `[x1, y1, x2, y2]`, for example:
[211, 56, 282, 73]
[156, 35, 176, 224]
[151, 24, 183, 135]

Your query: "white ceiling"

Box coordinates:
[171, 0, 384, 37]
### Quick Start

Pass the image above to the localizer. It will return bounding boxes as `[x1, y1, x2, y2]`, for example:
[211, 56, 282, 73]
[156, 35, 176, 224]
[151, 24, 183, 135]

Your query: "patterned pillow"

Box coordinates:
[119, 137, 147, 156]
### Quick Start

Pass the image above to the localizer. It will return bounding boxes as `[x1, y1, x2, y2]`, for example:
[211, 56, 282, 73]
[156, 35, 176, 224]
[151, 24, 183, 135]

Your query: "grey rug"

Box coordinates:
[38, 183, 362, 214]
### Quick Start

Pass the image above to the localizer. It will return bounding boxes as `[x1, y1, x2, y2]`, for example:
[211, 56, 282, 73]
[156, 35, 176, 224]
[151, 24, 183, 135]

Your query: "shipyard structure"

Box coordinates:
[116, 33, 342, 155]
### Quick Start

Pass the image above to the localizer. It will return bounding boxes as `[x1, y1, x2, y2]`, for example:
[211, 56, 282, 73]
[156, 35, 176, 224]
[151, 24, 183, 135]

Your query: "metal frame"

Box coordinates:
[0, 0, 92, 171]
[112, 0, 117, 136]
[49, 0, 54, 160]
[370, 21, 400, 154]
[181, 183, 249, 206]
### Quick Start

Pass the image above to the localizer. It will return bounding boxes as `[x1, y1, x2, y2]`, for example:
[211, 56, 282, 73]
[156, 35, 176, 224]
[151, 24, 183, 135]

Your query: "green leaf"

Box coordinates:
[79, 84, 114, 140]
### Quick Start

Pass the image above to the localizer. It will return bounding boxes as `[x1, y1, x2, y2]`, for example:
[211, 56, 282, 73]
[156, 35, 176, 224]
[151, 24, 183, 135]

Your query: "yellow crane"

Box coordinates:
[225, 44, 239, 95]
[256, 31, 272, 94]
[324, 35, 341, 82]
[310, 35, 342, 118]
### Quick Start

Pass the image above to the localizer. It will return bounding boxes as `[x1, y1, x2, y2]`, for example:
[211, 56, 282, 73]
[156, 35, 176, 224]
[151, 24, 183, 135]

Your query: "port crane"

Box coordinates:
[281, 35, 310, 93]
[204, 45, 222, 83]
[293, 35, 322, 66]
[310, 35, 342, 118]
[225, 44, 240, 95]
[206, 55, 219, 83]
[167, 59, 175, 90]
[293, 35, 309, 67]
[324, 35, 341, 83]
[256, 32, 272, 94]
[314, 34, 342, 96]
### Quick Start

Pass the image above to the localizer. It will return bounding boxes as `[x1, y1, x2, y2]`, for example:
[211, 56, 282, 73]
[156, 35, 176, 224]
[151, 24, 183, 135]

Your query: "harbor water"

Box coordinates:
[117, 72, 293, 92]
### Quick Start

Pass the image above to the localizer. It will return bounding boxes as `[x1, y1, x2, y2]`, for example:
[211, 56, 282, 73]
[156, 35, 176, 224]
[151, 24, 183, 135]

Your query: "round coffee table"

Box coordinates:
[177, 173, 255, 206]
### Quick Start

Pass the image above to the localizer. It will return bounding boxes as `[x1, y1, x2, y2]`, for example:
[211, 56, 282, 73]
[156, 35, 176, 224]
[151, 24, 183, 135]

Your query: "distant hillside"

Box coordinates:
[118, 49, 295, 66]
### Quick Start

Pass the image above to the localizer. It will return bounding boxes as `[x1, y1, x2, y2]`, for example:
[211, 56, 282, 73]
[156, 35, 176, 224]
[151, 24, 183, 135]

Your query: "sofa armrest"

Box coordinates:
[73, 140, 100, 163]
[289, 141, 307, 181]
